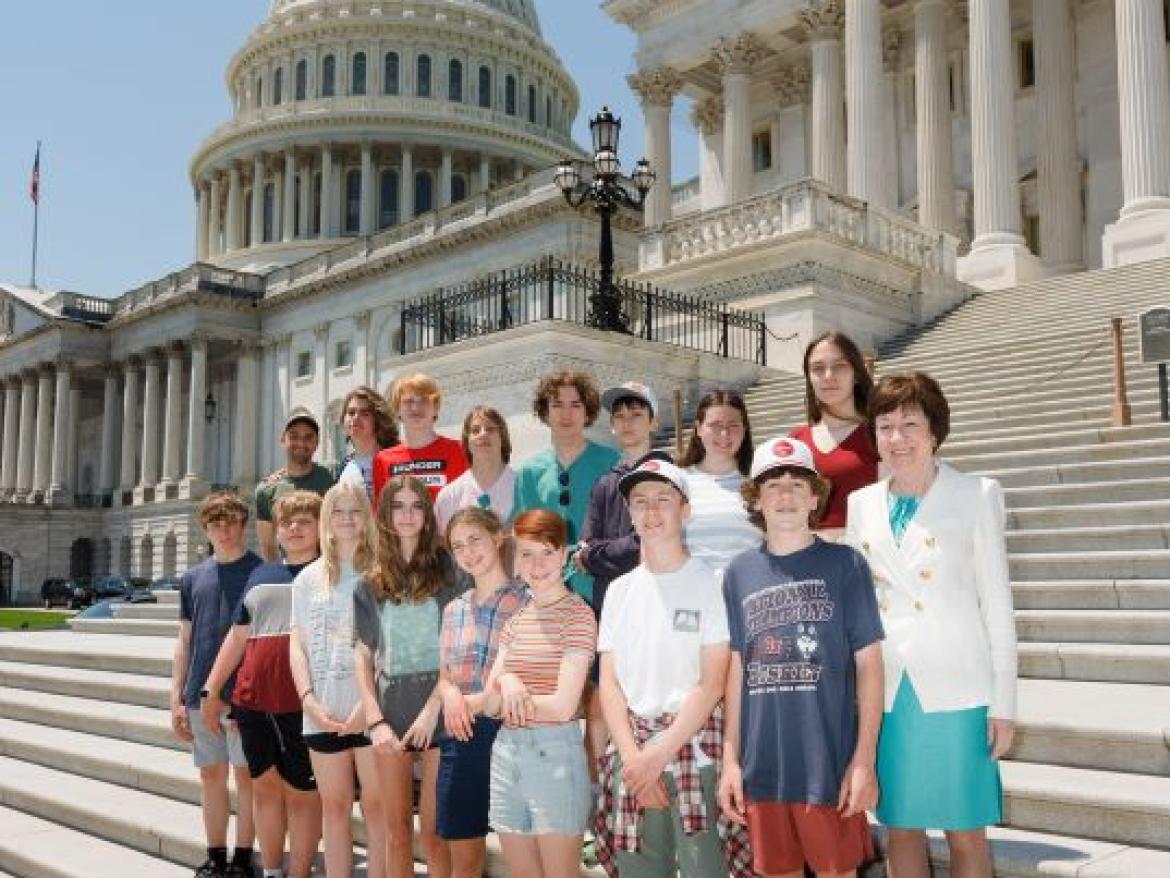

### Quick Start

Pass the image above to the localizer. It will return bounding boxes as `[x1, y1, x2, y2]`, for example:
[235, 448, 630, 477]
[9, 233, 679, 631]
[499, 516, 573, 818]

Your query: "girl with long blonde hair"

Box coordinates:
[288, 482, 387, 877]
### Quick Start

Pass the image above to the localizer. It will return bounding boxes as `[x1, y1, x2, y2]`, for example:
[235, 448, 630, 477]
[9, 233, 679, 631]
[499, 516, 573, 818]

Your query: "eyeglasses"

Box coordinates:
[476, 493, 491, 509]
[558, 470, 570, 507]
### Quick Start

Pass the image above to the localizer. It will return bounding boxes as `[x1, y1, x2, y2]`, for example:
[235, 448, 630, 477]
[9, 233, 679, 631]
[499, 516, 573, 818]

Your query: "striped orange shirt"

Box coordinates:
[500, 591, 596, 726]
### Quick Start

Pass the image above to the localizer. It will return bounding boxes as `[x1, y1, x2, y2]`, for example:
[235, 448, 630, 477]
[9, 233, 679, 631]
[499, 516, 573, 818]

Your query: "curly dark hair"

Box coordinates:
[532, 371, 602, 427]
[341, 386, 398, 450]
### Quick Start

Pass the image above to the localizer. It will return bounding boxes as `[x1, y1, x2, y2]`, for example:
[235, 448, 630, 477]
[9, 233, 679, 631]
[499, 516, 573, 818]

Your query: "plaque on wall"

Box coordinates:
[1139, 307, 1170, 364]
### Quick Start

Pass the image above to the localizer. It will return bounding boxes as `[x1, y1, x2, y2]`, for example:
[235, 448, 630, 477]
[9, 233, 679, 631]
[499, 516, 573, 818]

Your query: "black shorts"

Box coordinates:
[232, 707, 316, 791]
[304, 732, 371, 754]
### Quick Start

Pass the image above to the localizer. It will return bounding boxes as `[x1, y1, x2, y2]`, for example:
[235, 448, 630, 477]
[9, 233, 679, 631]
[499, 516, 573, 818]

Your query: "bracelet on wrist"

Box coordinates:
[367, 718, 388, 735]
[298, 687, 314, 702]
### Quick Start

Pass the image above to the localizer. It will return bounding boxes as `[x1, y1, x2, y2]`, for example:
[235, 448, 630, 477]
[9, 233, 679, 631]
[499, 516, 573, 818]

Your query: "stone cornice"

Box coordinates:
[775, 64, 810, 108]
[712, 33, 767, 76]
[800, 1, 844, 42]
[692, 261, 915, 309]
[627, 67, 683, 107]
[690, 95, 724, 134]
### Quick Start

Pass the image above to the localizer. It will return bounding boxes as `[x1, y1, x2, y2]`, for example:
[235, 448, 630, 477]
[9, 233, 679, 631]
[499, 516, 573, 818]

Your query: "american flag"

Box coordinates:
[29, 145, 40, 205]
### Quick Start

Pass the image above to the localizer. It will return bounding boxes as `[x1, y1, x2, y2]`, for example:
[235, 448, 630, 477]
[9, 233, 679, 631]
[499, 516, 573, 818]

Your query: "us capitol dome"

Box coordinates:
[190, 0, 581, 272]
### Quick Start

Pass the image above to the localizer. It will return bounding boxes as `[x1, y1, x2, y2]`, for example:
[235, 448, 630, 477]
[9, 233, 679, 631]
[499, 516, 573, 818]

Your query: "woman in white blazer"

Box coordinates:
[846, 373, 1017, 878]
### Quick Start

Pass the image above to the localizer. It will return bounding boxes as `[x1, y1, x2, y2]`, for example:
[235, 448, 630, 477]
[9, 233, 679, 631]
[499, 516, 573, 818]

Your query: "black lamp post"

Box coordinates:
[554, 107, 656, 333]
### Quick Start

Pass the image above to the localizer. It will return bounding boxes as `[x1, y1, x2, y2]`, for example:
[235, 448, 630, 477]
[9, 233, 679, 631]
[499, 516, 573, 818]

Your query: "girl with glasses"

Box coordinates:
[355, 475, 466, 878]
[288, 482, 386, 878]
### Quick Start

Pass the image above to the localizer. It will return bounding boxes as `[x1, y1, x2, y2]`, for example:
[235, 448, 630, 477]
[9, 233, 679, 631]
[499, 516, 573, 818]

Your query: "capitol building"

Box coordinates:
[0, 0, 1165, 600]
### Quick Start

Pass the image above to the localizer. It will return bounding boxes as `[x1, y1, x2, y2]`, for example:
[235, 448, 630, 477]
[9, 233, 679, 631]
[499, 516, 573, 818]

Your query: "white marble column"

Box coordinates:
[629, 67, 681, 227]
[119, 361, 140, 499]
[67, 385, 80, 496]
[47, 364, 72, 504]
[225, 164, 243, 252]
[692, 97, 726, 209]
[250, 154, 266, 248]
[260, 341, 277, 476]
[878, 29, 902, 211]
[196, 182, 210, 261]
[320, 144, 335, 238]
[232, 343, 260, 489]
[915, 0, 957, 233]
[439, 149, 454, 209]
[283, 149, 297, 242]
[31, 368, 53, 501]
[0, 380, 19, 497]
[802, 2, 846, 191]
[136, 353, 162, 500]
[1102, 0, 1170, 266]
[314, 324, 330, 445]
[98, 368, 119, 495]
[1034, 0, 1083, 271]
[208, 175, 223, 258]
[714, 36, 762, 205]
[354, 310, 372, 386]
[14, 373, 36, 499]
[180, 337, 208, 500]
[273, 165, 285, 246]
[479, 155, 492, 195]
[845, 0, 883, 204]
[401, 146, 415, 221]
[957, 0, 1045, 290]
[360, 141, 376, 235]
[159, 344, 184, 494]
[298, 155, 313, 238]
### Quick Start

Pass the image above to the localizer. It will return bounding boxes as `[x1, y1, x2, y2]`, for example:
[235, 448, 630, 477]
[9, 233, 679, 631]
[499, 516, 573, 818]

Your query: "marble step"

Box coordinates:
[1019, 642, 1170, 684]
[1008, 549, 1170, 581]
[69, 618, 179, 637]
[980, 457, 1170, 489]
[1006, 499, 1170, 530]
[114, 602, 180, 620]
[1003, 477, 1170, 509]
[1006, 523, 1170, 553]
[1011, 580, 1170, 611]
[0, 661, 171, 709]
[1014, 610, 1170, 645]
[0, 687, 182, 751]
[0, 631, 173, 677]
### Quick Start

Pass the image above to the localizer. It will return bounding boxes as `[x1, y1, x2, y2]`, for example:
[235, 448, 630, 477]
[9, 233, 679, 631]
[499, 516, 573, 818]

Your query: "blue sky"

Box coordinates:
[0, 1, 698, 298]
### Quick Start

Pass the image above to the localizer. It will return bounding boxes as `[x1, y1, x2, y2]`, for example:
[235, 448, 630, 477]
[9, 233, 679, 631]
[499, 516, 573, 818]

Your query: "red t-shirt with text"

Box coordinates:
[373, 436, 469, 505]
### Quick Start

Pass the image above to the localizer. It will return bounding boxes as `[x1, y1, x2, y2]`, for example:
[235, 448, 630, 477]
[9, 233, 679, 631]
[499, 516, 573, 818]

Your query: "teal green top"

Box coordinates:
[512, 439, 620, 602]
[888, 494, 922, 544]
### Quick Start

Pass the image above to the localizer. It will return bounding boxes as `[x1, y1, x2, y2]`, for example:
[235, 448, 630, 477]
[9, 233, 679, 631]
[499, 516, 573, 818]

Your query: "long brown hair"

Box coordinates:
[341, 386, 398, 450]
[677, 387, 754, 476]
[318, 482, 378, 587]
[803, 331, 873, 424]
[368, 475, 449, 603]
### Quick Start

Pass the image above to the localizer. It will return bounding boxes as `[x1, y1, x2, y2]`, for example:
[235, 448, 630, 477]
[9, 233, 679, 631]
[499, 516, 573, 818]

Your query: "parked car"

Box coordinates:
[73, 576, 156, 608]
[151, 576, 183, 591]
[40, 577, 93, 610]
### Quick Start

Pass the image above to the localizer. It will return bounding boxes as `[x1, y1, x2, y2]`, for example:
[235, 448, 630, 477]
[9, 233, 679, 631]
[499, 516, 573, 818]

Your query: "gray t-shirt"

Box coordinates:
[255, 465, 336, 522]
[290, 559, 362, 735]
[353, 553, 466, 739]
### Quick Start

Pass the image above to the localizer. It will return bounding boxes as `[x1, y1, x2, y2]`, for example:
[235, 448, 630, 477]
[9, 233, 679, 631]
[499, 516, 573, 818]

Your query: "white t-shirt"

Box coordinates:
[339, 455, 374, 501]
[683, 467, 761, 575]
[434, 466, 516, 531]
[598, 557, 730, 719]
[290, 559, 362, 735]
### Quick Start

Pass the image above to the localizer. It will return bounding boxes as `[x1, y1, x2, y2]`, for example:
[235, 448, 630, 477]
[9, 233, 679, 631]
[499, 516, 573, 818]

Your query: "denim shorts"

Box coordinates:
[436, 717, 501, 840]
[489, 723, 591, 835]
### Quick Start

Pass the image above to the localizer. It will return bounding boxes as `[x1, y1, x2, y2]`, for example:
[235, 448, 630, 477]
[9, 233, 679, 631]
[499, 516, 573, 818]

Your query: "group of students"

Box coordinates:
[171, 330, 1018, 878]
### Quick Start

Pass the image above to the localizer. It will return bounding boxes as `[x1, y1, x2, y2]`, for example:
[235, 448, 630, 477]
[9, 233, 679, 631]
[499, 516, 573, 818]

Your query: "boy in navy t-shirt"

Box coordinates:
[718, 437, 884, 878]
[172, 492, 263, 878]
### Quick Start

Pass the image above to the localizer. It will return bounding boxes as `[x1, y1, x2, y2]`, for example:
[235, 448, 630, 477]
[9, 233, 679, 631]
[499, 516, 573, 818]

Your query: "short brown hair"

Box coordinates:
[740, 469, 830, 530]
[532, 371, 601, 427]
[341, 386, 398, 449]
[803, 331, 874, 424]
[446, 506, 505, 542]
[868, 372, 950, 449]
[387, 373, 442, 418]
[461, 406, 512, 464]
[512, 508, 568, 549]
[198, 492, 250, 527]
[272, 490, 322, 525]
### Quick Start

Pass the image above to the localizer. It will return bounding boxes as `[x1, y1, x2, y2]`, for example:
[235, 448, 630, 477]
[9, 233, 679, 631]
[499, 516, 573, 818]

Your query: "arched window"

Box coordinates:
[528, 84, 537, 123]
[414, 170, 434, 214]
[384, 51, 400, 95]
[451, 174, 467, 204]
[321, 54, 336, 97]
[352, 52, 367, 96]
[295, 59, 307, 100]
[273, 68, 283, 105]
[478, 66, 492, 109]
[417, 54, 432, 97]
[505, 74, 517, 115]
[256, 76, 264, 108]
[344, 169, 362, 234]
[263, 183, 276, 242]
[448, 59, 463, 102]
[380, 169, 400, 228]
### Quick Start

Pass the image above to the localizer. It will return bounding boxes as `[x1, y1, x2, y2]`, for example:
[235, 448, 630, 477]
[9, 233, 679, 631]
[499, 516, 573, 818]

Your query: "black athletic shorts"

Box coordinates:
[303, 732, 371, 754]
[232, 706, 316, 791]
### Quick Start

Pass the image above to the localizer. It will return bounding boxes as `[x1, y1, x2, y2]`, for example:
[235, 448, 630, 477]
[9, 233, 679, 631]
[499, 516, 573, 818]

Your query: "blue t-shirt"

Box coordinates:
[179, 551, 263, 708]
[513, 439, 620, 601]
[723, 538, 883, 806]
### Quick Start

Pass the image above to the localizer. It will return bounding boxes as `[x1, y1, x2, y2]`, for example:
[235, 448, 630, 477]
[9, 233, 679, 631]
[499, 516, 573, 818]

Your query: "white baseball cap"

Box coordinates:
[618, 457, 690, 501]
[750, 436, 818, 481]
[601, 381, 658, 418]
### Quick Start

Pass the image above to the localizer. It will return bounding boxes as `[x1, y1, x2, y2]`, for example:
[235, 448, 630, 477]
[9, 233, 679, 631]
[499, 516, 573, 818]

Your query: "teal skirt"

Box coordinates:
[876, 676, 1002, 831]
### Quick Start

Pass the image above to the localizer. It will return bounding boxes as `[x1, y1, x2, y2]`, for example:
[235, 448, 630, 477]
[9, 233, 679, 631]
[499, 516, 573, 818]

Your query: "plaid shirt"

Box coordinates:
[439, 581, 528, 693]
[593, 705, 757, 878]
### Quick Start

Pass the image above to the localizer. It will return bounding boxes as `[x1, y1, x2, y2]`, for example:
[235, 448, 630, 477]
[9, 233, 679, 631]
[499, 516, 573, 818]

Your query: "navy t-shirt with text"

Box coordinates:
[722, 538, 883, 806]
[179, 551, 263, 708]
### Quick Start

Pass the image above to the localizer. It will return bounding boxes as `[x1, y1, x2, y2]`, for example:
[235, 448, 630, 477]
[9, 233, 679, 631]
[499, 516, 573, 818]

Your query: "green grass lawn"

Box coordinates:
[0, 609, 71, 630]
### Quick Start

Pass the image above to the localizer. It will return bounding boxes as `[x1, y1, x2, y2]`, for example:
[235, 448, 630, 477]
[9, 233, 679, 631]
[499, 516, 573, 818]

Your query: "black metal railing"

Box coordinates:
[398, 257, 766, 364]
[73, 493, 114, 509]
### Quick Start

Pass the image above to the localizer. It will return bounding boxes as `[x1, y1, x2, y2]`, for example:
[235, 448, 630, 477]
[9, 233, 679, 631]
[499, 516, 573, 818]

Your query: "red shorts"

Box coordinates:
[745, 800, 874, 875]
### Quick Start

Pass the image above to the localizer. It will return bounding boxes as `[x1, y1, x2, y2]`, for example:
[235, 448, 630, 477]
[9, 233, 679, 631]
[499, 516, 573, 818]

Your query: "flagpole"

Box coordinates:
[30, 141, 41, 289]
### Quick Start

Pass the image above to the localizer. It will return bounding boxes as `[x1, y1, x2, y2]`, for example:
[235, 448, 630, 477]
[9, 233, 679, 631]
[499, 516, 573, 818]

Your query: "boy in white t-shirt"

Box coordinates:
[594, 459, 737, 878]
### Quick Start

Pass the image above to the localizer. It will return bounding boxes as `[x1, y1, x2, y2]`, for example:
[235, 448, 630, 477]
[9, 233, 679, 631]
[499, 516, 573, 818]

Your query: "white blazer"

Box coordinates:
[845, 463, 1017, 719]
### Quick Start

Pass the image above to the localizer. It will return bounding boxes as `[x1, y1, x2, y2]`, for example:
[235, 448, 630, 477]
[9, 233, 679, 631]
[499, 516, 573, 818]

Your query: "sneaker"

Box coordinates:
[223, 864, 254, 878]
[193, 861, 224, 878]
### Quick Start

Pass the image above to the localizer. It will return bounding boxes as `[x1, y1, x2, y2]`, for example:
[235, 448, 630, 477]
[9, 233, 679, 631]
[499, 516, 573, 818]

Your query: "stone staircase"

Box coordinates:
[1, 257, 1170, 876]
